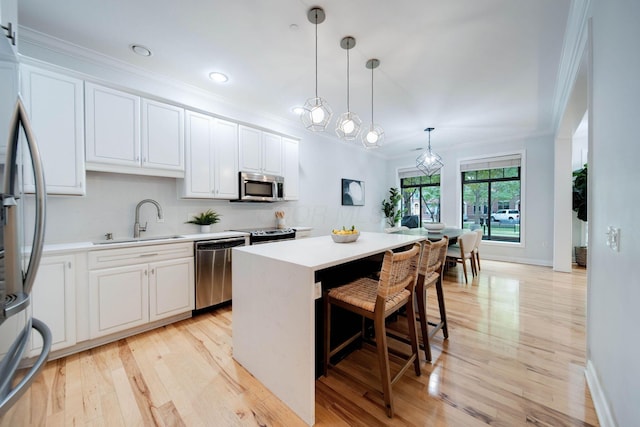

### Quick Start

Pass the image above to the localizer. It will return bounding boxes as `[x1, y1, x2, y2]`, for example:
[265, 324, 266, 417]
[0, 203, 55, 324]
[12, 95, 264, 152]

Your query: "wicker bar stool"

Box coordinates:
[323, 243, 422, 418]
[415, 237, 449, 362]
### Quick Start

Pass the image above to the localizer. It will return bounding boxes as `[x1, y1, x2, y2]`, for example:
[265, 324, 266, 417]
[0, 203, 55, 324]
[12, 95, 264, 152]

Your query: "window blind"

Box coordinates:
[460, 154, 521, 172]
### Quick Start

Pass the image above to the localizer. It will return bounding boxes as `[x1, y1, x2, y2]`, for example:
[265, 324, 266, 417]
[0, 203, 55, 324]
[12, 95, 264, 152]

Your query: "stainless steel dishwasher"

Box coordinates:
[194, 236, 246, 310]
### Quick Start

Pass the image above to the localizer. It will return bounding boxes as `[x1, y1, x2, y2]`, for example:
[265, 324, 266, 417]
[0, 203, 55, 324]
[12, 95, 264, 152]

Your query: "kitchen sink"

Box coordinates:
[92, 235, 185, 245]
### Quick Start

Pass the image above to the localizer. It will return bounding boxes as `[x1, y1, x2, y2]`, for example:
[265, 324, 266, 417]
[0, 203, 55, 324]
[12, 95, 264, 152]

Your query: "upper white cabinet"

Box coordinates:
[180, 110, 238, 199]
[85, 82, 184, 178]
[0, 58, 17, 160]
[238, 125, 282, 176]
[0, 0, 18, 54]
[20, 65, 86, 195]
[282, 137, 299, 200]
[141, 98, 184, 172]
[85, 83, 140, 168]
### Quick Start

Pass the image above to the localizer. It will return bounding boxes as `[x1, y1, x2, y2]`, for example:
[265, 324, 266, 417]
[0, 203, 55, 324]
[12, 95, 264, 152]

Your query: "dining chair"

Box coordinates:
[445, 232, 477, 284]
[415, 236, 449, 361]
[472, 228, 483, 274]
[324, 243, 422, 418]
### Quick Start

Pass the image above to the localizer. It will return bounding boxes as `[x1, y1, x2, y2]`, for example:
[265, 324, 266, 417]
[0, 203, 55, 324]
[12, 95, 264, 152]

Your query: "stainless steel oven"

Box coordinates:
[229, 227, 296, 245]
[194, 236, 246, 311]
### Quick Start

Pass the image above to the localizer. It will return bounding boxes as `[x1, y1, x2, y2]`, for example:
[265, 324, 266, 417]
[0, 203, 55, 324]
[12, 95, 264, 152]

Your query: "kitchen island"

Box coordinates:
[232, 231, 425, 425]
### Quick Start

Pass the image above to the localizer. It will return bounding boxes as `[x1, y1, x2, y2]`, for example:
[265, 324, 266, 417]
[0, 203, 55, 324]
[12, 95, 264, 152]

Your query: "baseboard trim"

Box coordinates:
[585, 359, 616, 427]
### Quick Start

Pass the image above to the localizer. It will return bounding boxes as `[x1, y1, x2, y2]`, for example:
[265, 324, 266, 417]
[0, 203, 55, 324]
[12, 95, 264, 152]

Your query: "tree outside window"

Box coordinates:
[400, 174, 441, 227]
[462, 166, 520, 242]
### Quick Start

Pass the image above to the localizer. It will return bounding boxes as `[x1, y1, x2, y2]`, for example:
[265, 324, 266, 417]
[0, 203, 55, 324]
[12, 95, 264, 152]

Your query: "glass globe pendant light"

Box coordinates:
[416, 127, 443, 176]
[301, 7, 332, 132]
[335, 36, 361, 140]
[361, 58, 384, 148]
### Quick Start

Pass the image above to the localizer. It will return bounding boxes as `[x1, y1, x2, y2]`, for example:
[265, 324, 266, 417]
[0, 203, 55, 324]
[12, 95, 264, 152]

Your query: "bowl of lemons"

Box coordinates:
[331, 226, 360, 243]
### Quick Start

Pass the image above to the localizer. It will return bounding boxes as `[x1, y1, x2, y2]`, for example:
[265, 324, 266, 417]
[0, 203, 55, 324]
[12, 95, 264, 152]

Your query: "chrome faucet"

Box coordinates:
[133, 199, 163, 238]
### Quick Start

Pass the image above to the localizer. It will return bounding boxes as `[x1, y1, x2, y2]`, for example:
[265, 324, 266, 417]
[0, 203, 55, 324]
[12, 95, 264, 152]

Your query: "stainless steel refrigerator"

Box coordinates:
[0, 33, 50, 415]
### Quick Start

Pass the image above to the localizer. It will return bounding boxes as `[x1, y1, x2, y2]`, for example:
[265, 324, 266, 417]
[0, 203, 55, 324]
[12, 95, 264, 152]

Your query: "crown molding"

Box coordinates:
[551, 0, 593, 132]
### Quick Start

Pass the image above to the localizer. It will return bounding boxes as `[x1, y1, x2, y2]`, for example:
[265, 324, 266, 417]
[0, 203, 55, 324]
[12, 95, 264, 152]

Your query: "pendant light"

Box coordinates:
[301, 7, 332, 132]
[335, 36, 361, 140]
[416, 127, 444, 176]
[361, 58, 384, 148]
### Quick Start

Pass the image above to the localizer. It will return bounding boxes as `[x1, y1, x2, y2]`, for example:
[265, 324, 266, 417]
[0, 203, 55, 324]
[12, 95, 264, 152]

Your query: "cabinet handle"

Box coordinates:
[139, 253, 158, 257]
[67, 262, 72, 269]
[151, 268, 155, 275]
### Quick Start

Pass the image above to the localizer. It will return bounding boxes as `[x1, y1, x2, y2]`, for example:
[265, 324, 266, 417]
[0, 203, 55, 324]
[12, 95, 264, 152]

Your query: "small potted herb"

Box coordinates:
[186, 209, 221, 233]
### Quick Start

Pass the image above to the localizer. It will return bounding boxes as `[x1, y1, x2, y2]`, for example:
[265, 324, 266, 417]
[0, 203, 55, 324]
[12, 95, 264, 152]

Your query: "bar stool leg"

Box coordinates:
[435, 277, 449, 339]
[406, 292, 421, 376]
[374, 311, 394, 417]
[323, 293, 331, 377]
[415, 274, 432, 362]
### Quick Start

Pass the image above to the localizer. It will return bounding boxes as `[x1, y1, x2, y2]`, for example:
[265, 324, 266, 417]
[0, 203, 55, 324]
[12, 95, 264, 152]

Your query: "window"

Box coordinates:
[461, 155, 521, 242]
[399, 171, 441, 227]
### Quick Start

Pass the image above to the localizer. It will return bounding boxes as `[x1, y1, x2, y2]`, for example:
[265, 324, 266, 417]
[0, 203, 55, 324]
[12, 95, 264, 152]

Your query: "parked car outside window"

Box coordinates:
[491, 209, 519, 221]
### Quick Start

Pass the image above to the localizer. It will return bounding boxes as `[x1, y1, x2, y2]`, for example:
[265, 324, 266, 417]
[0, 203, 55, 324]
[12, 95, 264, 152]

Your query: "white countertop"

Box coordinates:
[40, 231, 249, 254]
[234, 231, 424, 270]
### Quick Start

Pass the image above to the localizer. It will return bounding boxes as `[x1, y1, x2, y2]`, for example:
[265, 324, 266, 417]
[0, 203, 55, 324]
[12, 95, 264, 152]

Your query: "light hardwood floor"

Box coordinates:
[1, 260, 598, 426]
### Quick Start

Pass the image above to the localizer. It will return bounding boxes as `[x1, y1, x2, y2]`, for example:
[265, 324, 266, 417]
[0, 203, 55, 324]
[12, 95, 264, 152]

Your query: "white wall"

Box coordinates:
[588, 2, 640, 425]
[387, 133, 555, 266]
[18, 39, 390, 244]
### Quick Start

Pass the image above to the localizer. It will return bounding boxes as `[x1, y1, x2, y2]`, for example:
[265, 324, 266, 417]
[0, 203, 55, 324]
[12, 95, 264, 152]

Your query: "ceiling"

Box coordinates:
[17, 0, 572, 158]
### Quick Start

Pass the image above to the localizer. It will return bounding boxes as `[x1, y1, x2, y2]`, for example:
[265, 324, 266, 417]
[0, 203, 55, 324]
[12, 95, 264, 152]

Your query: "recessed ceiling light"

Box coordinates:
[209, 72, 229, 83]
[130, 44, 152, 57]
[291, 106, 305, 115]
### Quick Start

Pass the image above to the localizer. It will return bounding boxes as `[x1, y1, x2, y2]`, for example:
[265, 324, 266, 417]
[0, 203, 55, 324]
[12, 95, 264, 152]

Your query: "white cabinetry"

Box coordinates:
[282, 137, 299, 200]
[88, 243, 194, 339]
[29, 254, 76, 355]
[141, 98, 184, 172]
[238, 125, 282, 176]
[0, 57, 17, 160]
[20, 65, 85, 195]
[85, 82, 185, 178]
[180, 110, 238, 199]
[85, 83, 140, 168]
[0, 0, 18, 54]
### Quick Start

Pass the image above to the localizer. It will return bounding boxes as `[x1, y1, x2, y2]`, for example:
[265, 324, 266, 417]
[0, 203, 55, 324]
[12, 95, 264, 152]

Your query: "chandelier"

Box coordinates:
[300, 7, 332, 132]
[416, 127, 443, 176]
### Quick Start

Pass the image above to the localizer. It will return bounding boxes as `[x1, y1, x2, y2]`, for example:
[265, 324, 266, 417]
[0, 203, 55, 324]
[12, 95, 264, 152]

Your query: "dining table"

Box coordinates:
[392, 226, 466, 245]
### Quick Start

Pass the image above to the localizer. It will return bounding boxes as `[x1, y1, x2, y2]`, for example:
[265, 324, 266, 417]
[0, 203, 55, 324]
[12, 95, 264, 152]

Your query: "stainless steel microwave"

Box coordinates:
[237, 172, 284, 202]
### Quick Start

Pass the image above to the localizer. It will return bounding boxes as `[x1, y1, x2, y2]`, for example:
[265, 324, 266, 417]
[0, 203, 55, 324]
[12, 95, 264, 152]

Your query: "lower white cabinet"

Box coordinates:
[89, 263, 148, 337]
[88, 243, 194, 339]
[149, 258, 194, 321]
[29, 254, 76, 355]
[0, 254, 76, 358]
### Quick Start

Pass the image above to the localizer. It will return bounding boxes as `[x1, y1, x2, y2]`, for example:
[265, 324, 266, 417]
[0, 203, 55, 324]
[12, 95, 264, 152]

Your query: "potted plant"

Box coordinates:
[186, 209, 221, 233]
[572, 164, 587, 266]
[381, 187, 403, 227]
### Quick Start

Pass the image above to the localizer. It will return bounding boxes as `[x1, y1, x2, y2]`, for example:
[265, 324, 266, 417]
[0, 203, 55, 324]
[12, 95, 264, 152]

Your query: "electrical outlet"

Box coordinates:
[606, 226, 620, 252]
[314, 282, 322, 299]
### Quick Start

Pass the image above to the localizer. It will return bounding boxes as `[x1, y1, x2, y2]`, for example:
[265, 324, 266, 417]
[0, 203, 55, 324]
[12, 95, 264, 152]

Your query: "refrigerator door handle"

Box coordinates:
[0, 318, 52, 415]
[3, 96, 47, 297]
